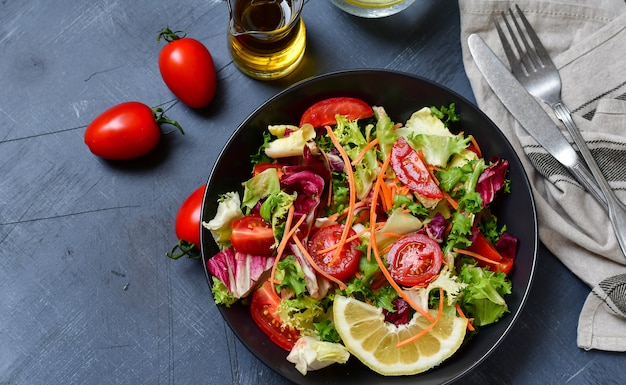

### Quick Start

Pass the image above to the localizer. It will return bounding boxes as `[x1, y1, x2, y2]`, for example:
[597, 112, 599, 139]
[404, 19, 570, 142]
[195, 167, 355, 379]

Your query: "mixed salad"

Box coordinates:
[202, 97, 517, 376]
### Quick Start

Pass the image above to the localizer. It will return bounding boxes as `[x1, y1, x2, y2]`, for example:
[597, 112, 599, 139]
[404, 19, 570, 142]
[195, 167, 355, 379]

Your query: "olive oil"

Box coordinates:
[228, 0, 306, 80]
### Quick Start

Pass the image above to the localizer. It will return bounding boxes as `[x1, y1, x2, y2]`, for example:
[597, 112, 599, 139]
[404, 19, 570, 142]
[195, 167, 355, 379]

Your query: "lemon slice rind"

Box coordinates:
[333, 295, 468, 376]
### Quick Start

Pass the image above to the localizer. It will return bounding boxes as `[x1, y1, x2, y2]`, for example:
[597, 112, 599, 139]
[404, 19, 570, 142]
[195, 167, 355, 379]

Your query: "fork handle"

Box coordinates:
[552, 102, 626, 259]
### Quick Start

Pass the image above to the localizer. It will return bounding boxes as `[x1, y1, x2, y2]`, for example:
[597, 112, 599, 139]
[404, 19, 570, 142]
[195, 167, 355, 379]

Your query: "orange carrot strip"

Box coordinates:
[454, 247, 500, 265]
[443, 190, 459, 210]
[350, 137, 379, 166]
[369, 154, 433, 321]
[291, 233, 347, 290]
[396, 287, 444, 347]
[379, 180, 394, 212]
[455, 302, 476, 332]
[469, 134, 482, 159]
[317, 226, 370, 254]
[326, 201, 368, 223]
[325, 126, 357, 266]
[269, 205, 304, 285]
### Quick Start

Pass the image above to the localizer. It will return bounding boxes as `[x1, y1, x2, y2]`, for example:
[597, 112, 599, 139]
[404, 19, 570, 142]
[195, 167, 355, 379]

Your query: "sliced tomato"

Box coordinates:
[300, 97, 374, 128]
[230, 215, 275, 256]
[390, 137, 443, 200]
[250, 281, 300, 351]
[253, 162, 283, 178]
[467, 231, 514, 274]
[308, 224, 362, 282]
[386, 233, 443, 287]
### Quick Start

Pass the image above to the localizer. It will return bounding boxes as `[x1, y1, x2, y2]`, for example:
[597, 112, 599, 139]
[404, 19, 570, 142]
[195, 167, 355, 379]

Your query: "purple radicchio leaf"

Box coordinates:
[476, 157, 509, 207]
[383, 298, 411, 325]
[281, 169, 325, 239]
[495, 232, 518, 260]
[418, 212, 447, 243]
[206, 247, 274, 299]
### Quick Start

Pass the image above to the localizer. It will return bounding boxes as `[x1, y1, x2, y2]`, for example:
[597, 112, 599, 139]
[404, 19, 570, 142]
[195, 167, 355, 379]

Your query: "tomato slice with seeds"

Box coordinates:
[390, 137, 443, 200]
[300, 97, 374, 128]
[230, 215, 275, 256]
[250, 281, 300, 351]
[387, 233, 443, 287]
[308, 224, 362, 282]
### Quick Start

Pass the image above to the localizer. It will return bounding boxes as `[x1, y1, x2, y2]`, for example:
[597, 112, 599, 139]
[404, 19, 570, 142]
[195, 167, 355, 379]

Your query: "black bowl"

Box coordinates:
[200, 69, 538, 385]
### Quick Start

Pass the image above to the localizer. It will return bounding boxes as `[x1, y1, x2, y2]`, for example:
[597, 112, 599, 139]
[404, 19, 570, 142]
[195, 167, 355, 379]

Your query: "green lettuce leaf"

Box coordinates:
[458, 264, 512, 326]
[241, 168, 280, 211]
[333, 115, 379, 199]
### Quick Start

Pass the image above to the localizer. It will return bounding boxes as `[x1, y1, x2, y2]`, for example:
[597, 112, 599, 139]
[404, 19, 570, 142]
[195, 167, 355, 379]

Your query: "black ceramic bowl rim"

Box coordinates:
[200, 69, 538, 385]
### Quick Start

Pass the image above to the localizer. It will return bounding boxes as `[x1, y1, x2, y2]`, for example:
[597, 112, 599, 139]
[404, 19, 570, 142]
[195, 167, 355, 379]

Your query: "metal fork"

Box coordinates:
[494, 4, 626, 259]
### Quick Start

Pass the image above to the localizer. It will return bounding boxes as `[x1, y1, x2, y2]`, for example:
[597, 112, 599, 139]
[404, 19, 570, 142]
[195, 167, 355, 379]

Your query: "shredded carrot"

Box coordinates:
[269, 206, 306, 285]
[326, 201, 367, 223]
[443, 190, 459, 210]
[269, 205, 295, 284]
[291, 233, 347, 290]
[317, 226, 370, 254]
[325, 126, 357, 267]
[455, 302, 476, 332]
[454, 247, 500, 265]
[379, 180, 394, 212]
[469, 134, 482, 159]
[369, 154, 433, 321]
[350, 137, 379, 166]
[396, 287, 444, 347]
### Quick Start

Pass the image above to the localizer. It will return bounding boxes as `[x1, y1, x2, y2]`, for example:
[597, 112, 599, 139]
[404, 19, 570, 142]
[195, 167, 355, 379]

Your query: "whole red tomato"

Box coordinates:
[158, 28, 216, 108]
[168, 185, 206, 259]
[85, 102, 182, 160]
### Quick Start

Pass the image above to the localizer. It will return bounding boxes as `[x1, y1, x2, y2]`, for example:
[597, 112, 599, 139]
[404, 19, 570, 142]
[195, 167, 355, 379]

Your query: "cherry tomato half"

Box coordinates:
[158, 29, 216, 108]
[390, 137, 443, 200]
[230, 215, 275, 256]
[84, 102, 162, 160]
[387, 233, 443, 287]
[174, 185, 206, 247]
[299, 97, 374, 128]
[467, 231, 514, 274]
[308, 224, 362, 282]
[250, 281, 300, 351]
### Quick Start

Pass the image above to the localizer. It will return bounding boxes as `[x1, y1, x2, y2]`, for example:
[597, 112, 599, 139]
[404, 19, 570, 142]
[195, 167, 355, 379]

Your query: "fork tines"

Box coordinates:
[493, 4, 551, 77]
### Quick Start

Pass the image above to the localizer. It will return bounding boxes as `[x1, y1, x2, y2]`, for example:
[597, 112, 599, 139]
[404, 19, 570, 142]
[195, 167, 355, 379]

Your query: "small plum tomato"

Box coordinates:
[158, 28, 216, 108]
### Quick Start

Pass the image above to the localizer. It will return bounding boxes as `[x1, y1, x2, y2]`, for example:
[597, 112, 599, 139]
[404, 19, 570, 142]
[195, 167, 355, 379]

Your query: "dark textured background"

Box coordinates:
[0, 0, 622, 384]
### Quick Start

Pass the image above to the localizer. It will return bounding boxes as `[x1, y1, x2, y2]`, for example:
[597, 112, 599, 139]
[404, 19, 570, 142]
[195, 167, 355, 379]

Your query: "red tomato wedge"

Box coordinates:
[467, 231, 514, 274]
[250, 281, 300, 351]
[300, 97, 374, 128]
[386, 233, 443, 287]
[230, 215, 275, 256]
[308, 224, 362, 282]
[390, 137, 444, 200]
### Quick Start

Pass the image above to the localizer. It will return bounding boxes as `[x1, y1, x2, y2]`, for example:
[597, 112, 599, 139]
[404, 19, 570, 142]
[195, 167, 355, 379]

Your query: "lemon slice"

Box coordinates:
[333, 295, 468, 376]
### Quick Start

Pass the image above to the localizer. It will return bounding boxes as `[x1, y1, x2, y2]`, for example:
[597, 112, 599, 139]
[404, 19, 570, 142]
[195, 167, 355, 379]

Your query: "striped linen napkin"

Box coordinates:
[458, 0, 626, 351]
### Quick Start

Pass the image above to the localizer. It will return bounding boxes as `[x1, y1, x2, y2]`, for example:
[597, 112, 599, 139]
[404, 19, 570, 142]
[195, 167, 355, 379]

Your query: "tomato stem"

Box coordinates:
[157, 27, 186, 42]
[152, 107, 185, 135]
[166, 239, 199, 259]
